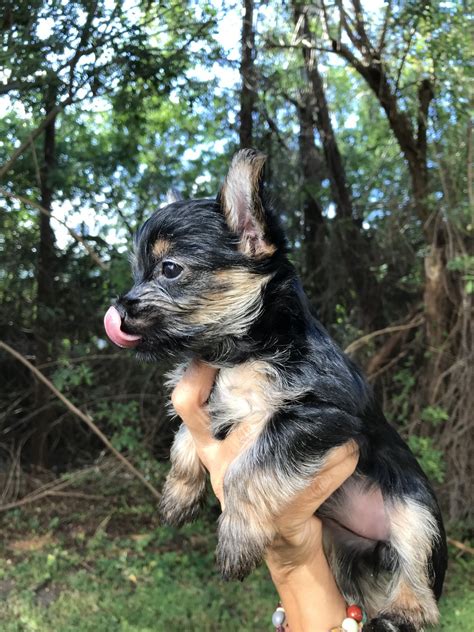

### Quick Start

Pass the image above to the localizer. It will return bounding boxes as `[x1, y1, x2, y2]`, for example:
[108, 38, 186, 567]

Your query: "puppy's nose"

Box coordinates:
[116, 290, 141, 320]
[113, 301, 127, 319]
[119, 287, 141, 309]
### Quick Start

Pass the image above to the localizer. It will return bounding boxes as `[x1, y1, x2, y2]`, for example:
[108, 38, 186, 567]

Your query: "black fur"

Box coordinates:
[111, 150, 447, 630]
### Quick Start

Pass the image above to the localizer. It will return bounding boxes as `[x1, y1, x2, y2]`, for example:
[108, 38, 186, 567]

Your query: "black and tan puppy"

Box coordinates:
[104, 150, 447, 631]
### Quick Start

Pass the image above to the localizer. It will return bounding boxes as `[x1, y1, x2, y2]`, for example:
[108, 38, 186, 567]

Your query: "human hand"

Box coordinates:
[171, 359, 360, 631]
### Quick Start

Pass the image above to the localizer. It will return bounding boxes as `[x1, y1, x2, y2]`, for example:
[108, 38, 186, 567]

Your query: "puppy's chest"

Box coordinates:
[208, 361, 282, 435]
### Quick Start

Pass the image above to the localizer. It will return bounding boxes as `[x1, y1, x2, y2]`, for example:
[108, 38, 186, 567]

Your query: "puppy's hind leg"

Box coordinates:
[362, 498, 444, 632]
[357, 497, 444, 632]
[159, 424, 207, 526]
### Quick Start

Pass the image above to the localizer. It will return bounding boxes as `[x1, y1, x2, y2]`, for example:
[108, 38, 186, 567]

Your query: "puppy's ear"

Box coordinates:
[165, 188, 183, 204]
[218, 149, 275, 257]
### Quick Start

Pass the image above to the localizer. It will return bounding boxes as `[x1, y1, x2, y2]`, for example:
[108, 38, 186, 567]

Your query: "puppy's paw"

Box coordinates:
[159, 476, 206, 527]
[216, 512, 271, 581]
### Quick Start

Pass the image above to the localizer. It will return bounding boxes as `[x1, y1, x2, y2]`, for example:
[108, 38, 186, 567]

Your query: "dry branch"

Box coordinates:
[448, 538, 474, 556]
[0, 341, 161, 503]
[0, 473, 85, 512]
[344, 314, 424, 355]
[0, 188, 108, 270]
[0, 100, 72, 180]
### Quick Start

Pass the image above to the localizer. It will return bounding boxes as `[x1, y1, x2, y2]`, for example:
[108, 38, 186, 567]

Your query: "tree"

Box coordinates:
[315, 0, 472, 521]
[1, 0, 218, 466]
[292, 1, 385, 329]
[295, 90, 326, 302]
[239, 0, 257, 148]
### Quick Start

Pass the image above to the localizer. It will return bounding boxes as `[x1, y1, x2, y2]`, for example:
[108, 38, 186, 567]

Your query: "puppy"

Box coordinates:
[104, 150, 447, 631]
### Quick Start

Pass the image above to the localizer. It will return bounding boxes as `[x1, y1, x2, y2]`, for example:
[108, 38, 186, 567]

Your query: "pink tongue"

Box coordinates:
[104, 306, 141, 349]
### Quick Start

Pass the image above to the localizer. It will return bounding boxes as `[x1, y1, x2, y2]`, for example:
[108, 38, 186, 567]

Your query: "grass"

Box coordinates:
[0, 488, 472, 631]
[0, 494, 276, 631]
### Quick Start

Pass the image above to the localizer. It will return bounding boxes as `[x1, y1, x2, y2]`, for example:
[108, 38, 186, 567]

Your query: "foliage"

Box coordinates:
[0, 0, 472, 526]
[0, 496, 277, 631]
[0, 497, 473, 631]
[447, 255, 474, 294]
[407, 435, 445, 484]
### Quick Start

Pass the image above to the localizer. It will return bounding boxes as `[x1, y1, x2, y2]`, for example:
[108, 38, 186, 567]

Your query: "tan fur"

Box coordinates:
[188, 269, 271, 335]
[170, 424, 202, 477]
[221, 152, 266, 228]
[385, 498, 440, 625]
[209, 359, 286, 440]
[322, 494, 441, 625]
[163, 359, 288, 552]
[217, 397, 325, 579]
[159, 424, 206, 524]
[163, 359, 285, 536]
[211, 358, 315, 511]
[214, 359, 322, 576]
[392, 581, 428, 617]
[152, 238, 171, 259]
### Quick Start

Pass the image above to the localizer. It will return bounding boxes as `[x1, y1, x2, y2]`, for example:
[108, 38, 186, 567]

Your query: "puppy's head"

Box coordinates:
[104, 150, 286, 360]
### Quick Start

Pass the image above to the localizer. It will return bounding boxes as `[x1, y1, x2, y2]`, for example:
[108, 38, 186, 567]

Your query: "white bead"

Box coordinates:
[341, 618, 359, 632]
[272, 608, 285, 626]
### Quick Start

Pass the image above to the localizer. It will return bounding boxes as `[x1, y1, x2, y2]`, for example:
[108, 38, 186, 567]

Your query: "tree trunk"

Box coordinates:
[296, 91, 326, 305]
[328, 5, 471, 522]
[293, 3, 385, 330]
[239, 0, 256, 149]
[330, 37, 450, 347]
[30, 82, 59, 468]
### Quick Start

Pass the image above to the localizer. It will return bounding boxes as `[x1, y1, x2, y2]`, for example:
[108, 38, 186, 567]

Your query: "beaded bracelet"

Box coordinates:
[271, 602, 366, 631]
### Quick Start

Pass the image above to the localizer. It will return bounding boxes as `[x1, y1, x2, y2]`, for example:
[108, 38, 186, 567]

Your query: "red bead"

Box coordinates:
[346, 605, 363, 622]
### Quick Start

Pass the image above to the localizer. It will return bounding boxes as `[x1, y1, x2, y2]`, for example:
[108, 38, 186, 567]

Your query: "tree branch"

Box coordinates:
[0, 341, 161, 502]
[0, 188, 108, 270]
[67, 0, 99, 96]
[350, 0, 373, 53]
[417, 77, 434, 155]
[448, 538, 474, 556]
[377, 0, 392, 53]
[394, 21, 418, 93]
[344, 314, 424, 355]
[0, 79, 43, 96]
[0, 99, 72, 180]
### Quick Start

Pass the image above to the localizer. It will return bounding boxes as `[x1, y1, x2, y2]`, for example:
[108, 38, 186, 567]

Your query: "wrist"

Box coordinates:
[265, 540, 347, 632]
[266, 546, 319, 585]
[265, 520, 324, 581]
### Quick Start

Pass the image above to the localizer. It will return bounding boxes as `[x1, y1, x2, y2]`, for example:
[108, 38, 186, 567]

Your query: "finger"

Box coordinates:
[279, 441, 359, 525]
[171, 360, 218, 446]
[306, 441, 359, 508]
[178, 360, 218, 407]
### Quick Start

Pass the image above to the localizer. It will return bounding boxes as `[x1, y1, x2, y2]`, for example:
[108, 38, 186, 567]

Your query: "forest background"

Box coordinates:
[0, 0, 472, 630]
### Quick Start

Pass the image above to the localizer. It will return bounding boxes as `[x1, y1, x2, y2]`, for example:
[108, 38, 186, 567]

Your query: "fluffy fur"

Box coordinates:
[114, 149, 447, 631]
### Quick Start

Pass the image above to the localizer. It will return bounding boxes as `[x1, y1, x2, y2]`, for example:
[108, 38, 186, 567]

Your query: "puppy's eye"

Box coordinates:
[161, 261, 183, 279]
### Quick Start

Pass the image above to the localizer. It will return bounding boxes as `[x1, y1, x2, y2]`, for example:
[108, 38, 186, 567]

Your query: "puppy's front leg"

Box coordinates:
[216, 408, 358, 581]
[159, 424, 207, 526]
[216, 437, 311, 581]
[216, 454, 277, 581]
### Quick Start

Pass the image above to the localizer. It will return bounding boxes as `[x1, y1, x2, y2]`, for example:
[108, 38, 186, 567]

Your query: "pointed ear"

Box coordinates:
[165, 188, 183, 204]
[218, 149, 276, 258]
